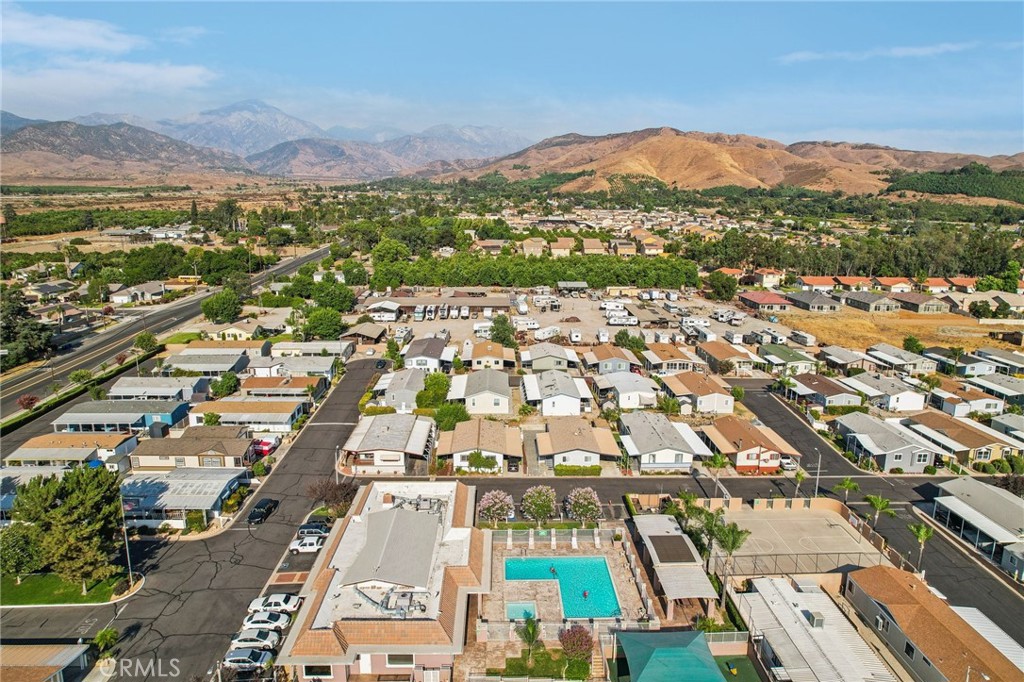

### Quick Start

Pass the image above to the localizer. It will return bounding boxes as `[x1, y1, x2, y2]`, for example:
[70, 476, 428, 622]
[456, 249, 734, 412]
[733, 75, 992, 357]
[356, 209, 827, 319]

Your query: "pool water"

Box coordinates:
[505, 557, 621, 619]
[506, 601, 537, 620]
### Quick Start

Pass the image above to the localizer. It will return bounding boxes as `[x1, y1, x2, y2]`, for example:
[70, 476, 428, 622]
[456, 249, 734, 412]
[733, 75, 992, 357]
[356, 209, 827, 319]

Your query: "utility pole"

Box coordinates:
[814, 448, 822, 498]
[119, 490, 135, 588]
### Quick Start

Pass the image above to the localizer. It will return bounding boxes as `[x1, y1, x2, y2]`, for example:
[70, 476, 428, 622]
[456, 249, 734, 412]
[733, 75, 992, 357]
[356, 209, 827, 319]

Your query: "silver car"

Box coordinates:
[230, 628, 280, 651]
[223, 648, 272, 671]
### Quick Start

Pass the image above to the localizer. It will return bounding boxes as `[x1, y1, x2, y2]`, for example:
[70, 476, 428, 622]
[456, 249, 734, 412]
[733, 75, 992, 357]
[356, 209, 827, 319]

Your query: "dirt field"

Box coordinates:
[776, 308, 1018, 351]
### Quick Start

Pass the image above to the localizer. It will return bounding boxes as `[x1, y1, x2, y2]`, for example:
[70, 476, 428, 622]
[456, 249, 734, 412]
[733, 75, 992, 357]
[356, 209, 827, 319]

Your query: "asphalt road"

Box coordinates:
[872, 503, 1024, 645]
[0, 247, 328, 418]
[0, 358, 377, 681]
[730, 380, 861, 481]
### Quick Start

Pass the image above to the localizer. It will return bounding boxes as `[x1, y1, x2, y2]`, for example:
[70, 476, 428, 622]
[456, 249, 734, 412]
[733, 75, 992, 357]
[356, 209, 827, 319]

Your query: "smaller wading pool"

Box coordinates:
[506, 601, 537, 620]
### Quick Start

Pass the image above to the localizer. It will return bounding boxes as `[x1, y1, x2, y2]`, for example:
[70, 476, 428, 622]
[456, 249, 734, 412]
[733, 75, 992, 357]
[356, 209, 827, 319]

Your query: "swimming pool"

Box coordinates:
[506, 601, 537, 620]
[504, 557, 621, 619]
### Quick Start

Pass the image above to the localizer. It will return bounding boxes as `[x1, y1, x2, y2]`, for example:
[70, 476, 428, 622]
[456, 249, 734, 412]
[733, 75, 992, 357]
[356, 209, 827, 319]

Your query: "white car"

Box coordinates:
[242, 611, 291, 631]
[248, 593, 303, 614]
[288, 536, 325, 555]
[779, 455, 798, 471]
[223, 648, 273, 671]
[230, 628, 280, 651]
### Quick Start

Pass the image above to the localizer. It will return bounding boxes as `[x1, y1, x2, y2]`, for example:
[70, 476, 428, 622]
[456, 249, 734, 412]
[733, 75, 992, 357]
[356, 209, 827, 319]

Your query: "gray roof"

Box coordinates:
[523, 342, 573, 362]
[341, 507, 440, 588]
[867, 343, 929, 366]
[386, 368, 427, 394]
[620, 411, 700, 455]
[524, 370, 585, 400]
[109, 376, 207, 398]
[967, 373, 1024, 397]
[819, 345, 869, 365]
[834, 412, 934, 454]
[403, 337, 447, 360]
[463, 369, 511, 398]
[120, 467, 244, 511]
[936, 477, 1024, 539]
[786, 291, 838, 306]
[975, 347, 1024, 369]
[52, 400, 186, 424]
[247, 355, 335, 373]
[604, 370, 659, 395]
[164, 354, 248, 371]
[841, 372, 918, 397]
[343, 414, 435, 454]
[841, 291, 896, 305]
[342, 322, 387, 340]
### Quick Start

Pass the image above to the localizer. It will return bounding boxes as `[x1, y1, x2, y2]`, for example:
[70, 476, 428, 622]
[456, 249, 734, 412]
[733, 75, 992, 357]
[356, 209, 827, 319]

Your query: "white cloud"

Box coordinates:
[160, 26, 209, 46]
[779, 42, 979, 64]
[2, 58, 218, 117]
[0, 5, 146, 53]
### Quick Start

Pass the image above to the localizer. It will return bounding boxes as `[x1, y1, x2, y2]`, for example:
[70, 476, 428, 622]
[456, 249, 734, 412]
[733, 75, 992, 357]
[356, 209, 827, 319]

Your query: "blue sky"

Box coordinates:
[2, 2, 1022, 154]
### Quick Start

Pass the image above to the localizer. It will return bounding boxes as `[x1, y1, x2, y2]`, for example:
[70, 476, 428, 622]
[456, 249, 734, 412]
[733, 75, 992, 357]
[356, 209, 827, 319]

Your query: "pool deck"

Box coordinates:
[483, 543, 645, 638]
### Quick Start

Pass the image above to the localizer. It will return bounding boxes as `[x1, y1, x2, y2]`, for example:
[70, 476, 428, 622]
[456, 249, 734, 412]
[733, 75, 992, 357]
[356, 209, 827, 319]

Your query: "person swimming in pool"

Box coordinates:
[583, 590, 589, 600]
[550, 565, 557, 577]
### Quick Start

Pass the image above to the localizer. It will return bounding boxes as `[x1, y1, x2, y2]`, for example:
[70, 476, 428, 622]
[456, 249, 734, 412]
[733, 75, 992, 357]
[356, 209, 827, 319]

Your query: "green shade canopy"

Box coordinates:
[617, 631, 727, 682]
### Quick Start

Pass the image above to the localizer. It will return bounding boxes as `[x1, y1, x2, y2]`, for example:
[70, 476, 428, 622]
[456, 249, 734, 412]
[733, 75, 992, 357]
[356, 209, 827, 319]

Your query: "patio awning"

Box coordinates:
[934, 496, 1022, 544]
[654, 565, 719, 600]
[617, 631, 726, 682]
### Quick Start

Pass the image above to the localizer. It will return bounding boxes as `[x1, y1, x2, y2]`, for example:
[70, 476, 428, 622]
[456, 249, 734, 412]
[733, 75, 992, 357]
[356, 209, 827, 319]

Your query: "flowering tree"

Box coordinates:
[566, 487, 602, 525]
[559, 624, 593, 662]
[477, 490, 514, 527]
[521, 485, 557, 527]
[16, 394, 39, 411]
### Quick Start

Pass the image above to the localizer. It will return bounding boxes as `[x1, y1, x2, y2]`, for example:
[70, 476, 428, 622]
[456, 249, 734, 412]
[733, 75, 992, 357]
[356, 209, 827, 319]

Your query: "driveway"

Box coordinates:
[0, 359, 377, 681]
[730, 382, 861, 481]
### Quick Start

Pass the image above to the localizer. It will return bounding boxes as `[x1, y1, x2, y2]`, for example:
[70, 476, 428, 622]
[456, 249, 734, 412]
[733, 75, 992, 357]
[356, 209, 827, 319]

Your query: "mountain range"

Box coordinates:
[2, 101, 1022, 193]
[441, 128, 1024, 195]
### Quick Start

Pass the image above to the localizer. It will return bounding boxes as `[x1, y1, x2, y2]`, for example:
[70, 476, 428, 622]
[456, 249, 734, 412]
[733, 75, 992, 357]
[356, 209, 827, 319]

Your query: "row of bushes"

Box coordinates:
[824, 404, 869, 416]
[973, 458, 1017, 475]
[221, 486, 252, 514]
[554, 465, 602, 476]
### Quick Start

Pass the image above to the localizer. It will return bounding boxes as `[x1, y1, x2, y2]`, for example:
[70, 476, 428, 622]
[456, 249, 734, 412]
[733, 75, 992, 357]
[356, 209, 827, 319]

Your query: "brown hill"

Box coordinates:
[439, 128, 1024, 194]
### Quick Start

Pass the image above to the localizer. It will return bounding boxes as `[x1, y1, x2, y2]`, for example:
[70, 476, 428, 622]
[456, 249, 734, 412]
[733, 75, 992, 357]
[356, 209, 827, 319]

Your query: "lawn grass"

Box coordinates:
[163, 332, 202, 345]
[264, 333, 296, 343]
[0, 573, 123, 606]
[716, 655, 760, 682]
[487, 646, 567, 678]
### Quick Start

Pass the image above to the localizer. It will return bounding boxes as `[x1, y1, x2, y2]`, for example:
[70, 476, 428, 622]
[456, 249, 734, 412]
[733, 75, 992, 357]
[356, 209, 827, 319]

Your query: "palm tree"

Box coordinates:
[94, 627, 119, 656]
[865, 494, 896, 528]
[704, 453, 730, 496]
[793, 470, 807, 498]
[676, 491, 699, 529]
[715, 522, 752, 609]
[947, 347, 965, 374]
[699, 508, 725, 563]
[908, 522, 934, 567]
[834, 477, 860, 504]
[516, 616, 541, 664]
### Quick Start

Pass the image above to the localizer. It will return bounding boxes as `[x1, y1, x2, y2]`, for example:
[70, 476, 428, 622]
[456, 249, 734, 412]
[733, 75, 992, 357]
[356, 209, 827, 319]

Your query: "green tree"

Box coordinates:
[94, 627, 119, 656]
[201, 290, 242, 323]
[0, 523, 44, 584]
[203, 412, 221, 426]
[834, 477, 860, 503]
[865, 494, 896, 528]
[467, 450, 497, 472]
[907, 522, 934, 567]
[304, 308, 344, 340]
[657, 394, 680, 415]
[717, 359, 735, 376]
[190, 199, 199, 224]
[793, 469, 807, 498]
[706, 271, 738, 301]
[416, 372, 451, 408]
[516, 616, 541, 664]
[435, 402, 470, 431]
[372, 238, 412, 266]
[14, 467, 122, 594]
[703, 452, 730, 496]
[613, 329, 646, 354]
[210, 372, 240, 398]
[134, 331, 158, 353]
[715, 521, 751, 609]
[902, 335, 924, 354]
[730, 386, 745, 401]
[489, 314, 517, 348]
[68, 369, 93, 384]
[0, 285, 54, 370]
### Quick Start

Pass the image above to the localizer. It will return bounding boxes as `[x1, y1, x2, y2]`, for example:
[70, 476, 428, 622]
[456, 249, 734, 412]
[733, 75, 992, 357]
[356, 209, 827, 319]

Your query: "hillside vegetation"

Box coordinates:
[885, 163, 1024, 204]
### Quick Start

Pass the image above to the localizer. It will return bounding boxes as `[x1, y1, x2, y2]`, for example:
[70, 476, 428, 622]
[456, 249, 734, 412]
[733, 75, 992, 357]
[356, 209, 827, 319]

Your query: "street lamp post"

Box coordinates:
[814, 447, 822, 498]
[119, 490, 136, 588]
[335, 445, 341, 485]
